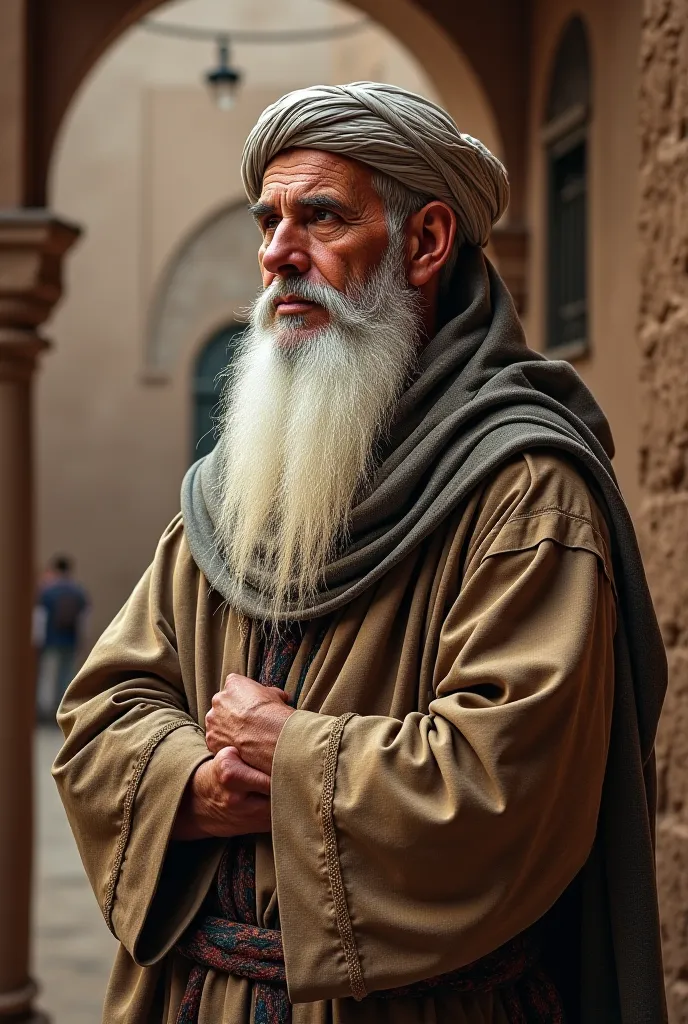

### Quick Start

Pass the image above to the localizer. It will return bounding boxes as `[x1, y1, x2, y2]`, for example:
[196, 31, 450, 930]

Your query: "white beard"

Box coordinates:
[213, 234, 423, 619]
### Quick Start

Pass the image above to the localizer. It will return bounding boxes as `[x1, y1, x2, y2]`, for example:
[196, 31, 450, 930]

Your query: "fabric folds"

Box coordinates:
[182, 245, 668, 1021]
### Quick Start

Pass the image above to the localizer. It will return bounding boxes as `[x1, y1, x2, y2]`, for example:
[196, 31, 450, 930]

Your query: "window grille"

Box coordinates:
[543, 17, 591, 358]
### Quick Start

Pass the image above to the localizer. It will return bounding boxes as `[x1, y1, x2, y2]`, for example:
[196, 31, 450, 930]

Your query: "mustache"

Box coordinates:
[251, 274, 371, 332]
[261, 274, 352, 309]
[268, 275, 345, 305]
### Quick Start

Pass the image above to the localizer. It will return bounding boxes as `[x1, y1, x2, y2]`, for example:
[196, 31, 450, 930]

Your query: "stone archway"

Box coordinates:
[146, 201, 259, 378]
[28, 0, 522, 212]
[37, 0, 528, 316]
[41, 0, 527, 306]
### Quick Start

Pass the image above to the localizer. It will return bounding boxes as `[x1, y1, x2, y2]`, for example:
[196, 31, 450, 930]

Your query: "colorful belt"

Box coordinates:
[175, 839, 564, 1023]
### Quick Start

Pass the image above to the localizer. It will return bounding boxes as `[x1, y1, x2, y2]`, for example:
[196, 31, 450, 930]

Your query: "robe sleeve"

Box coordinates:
[271, 508, 616, 1002]
[52, 517, 224, 965]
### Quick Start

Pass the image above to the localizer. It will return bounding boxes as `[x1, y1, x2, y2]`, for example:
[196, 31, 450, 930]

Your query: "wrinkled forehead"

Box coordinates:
[259, 147, 382, 211]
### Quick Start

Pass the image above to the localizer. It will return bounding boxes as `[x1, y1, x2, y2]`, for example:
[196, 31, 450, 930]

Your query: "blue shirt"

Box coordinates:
[39, 579, 88, 648]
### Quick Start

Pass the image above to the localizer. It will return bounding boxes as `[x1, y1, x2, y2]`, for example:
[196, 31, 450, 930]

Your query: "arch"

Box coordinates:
[542, 15, 592, 357]
[38, 0, 516, 213]
[146, 201, 260, 376]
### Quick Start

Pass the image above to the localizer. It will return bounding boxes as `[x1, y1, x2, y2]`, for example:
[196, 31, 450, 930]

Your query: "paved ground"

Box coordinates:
[33, 726, 118, 1024]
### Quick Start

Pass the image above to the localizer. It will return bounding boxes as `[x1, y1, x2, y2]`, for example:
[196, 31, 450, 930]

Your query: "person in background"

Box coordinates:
[35, 555, 89, 722]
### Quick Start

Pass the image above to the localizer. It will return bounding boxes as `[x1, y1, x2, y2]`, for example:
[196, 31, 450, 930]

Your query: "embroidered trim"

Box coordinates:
[320, 712, 366, 1001]
[104, 719, 202, 929]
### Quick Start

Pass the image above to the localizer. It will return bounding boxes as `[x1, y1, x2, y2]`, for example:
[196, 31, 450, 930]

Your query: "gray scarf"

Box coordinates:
[182, 245, 667, 1022]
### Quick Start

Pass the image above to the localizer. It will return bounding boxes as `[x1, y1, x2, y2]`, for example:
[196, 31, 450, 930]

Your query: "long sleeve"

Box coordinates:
[52, 517, 224, 965]
[271, 514, 616, 1003]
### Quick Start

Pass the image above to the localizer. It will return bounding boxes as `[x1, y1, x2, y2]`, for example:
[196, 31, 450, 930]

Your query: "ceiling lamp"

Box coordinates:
[205, 37, 241, 111]
[142, 17, 369, 111]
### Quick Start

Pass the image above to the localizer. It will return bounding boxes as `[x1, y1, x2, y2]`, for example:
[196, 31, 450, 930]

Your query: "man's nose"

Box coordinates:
[261, 221, 311, 277]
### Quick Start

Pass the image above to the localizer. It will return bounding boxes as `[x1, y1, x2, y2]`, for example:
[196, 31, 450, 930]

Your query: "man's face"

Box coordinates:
[251, 148, 391, 340]
[217, 149, 423, 615]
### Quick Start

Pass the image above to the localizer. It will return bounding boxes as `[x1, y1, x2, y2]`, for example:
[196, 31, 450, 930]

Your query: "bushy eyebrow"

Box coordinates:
[248, 201, 275, 221]
[248, 193, 351, 222]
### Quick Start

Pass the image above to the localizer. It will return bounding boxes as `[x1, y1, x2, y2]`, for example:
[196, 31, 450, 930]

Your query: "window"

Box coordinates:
[192, 323, 245, 461]
[543, 16, 592, 357]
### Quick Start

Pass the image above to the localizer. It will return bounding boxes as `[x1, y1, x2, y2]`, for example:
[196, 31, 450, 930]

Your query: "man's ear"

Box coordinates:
[405, 201, 457, 288]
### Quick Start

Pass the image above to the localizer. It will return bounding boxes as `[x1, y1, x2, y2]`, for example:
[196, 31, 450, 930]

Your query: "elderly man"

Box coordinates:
[55, 83, 667, 1023]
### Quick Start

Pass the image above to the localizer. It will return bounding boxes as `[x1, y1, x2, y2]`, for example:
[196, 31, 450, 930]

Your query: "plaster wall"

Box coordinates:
[526, 0, 643, 515]
[40, 0, 496, 641]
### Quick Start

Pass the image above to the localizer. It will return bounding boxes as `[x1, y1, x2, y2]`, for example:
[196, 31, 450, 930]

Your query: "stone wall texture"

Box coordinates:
[639, 1, 688, 1019]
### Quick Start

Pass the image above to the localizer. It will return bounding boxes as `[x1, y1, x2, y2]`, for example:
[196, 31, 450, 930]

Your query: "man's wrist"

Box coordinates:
[240, 703, 295, 775]
[172, 759, 213, 841]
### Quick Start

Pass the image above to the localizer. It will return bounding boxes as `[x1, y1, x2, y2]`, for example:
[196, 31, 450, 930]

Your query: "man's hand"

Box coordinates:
[172, 746, 271, 841]
[205, 673, 295, 775]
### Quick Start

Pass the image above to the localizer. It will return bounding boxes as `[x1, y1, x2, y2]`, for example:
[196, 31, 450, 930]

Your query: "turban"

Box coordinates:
[241, 82, 509, 247]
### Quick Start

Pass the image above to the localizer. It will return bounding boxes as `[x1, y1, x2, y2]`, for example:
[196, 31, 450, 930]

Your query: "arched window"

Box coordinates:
[543, 16, 592, 356]
[192, 323, 245, 461]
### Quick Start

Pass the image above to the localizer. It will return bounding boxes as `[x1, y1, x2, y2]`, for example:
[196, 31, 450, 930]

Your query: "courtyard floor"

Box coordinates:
[33, 725, 117, 1023]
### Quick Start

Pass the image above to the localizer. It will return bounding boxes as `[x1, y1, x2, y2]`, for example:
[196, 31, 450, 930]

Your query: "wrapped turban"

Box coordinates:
[241, 81, 509, 248]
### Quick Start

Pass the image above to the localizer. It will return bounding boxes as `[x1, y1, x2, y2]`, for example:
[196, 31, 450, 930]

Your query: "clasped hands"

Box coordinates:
[172, 674, 295, 841]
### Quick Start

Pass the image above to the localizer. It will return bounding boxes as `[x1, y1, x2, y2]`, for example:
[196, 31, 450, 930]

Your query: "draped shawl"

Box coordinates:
[181, 245, 667, 1022]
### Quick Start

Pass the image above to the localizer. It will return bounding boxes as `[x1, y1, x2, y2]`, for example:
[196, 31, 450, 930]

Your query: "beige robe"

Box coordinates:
[54, 450, 616, 1023]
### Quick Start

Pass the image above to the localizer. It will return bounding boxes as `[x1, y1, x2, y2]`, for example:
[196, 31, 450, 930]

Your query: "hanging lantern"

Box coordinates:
[142, 16, 370, 112]
[205, 37, 241, 111]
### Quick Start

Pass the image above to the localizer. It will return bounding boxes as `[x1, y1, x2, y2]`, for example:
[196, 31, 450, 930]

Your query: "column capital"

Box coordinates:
[0, 208, 81, 332]
[0, 209, 81, 380]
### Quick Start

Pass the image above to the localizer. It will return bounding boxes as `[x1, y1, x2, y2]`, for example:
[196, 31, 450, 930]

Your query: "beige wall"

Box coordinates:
[40, 0, 497, 641]
[526, 0, 642, 514]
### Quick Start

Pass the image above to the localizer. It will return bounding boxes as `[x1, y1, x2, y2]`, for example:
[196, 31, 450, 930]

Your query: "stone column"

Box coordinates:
[638, 2, 688, 1021]
[0, 211, 80, 1022]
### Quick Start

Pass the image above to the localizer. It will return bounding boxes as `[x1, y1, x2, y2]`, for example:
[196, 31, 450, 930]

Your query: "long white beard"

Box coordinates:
[214, 234, 422, 618]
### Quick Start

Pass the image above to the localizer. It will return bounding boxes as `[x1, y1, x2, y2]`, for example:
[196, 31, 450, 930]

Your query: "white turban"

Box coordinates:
[241, 82, 509, 248]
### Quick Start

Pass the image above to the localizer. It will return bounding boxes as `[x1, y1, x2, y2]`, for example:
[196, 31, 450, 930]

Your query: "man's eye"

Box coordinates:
[265, 216, 280, 230]
[314, 209, 335, 222]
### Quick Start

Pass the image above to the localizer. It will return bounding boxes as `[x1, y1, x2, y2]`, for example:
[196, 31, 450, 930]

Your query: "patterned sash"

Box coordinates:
[175, 623, 565, 1023]
[176, 836, 564, 1023]
[176, 839, 288, 1023]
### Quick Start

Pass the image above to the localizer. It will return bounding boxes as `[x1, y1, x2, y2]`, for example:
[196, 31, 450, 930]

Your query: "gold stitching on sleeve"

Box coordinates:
[103, 719, 203, 930]
[320, 712, 367, 1001]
